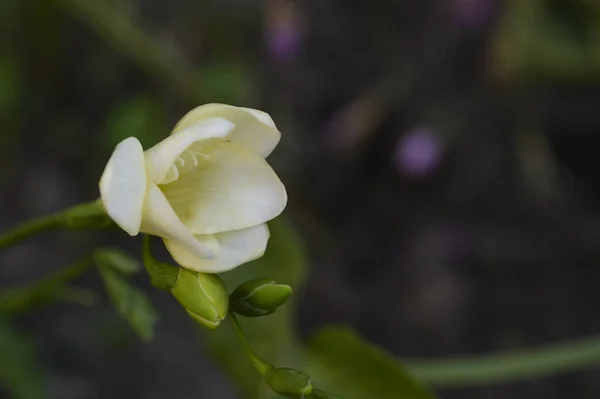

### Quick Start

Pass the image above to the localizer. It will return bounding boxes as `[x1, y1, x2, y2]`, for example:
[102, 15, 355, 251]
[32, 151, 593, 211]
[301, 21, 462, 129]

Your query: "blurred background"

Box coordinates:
[2, 0, 600, 398]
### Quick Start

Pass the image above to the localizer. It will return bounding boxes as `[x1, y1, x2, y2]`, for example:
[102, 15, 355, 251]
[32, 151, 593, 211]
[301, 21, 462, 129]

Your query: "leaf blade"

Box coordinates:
[0, 317, 46, 399]
[98, 267, 158, 341]
[306, 326, 438, 399]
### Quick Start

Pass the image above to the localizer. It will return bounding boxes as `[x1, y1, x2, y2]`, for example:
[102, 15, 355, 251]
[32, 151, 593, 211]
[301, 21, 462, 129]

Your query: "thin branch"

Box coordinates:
[409, 335, 600, 387]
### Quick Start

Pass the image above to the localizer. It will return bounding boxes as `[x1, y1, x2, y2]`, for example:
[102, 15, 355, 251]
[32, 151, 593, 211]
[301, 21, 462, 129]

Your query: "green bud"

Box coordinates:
[171, 269, 228, 329]
[230, 278, 292, 317]
[265, 368, 313, 399]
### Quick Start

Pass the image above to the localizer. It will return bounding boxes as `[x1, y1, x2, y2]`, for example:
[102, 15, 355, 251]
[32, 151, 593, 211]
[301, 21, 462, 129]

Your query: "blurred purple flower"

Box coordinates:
[265, 0, 303, 63]
[452, 0, 494, 30]
[395, 128, 442, 178]
[267, 22, 302, 63]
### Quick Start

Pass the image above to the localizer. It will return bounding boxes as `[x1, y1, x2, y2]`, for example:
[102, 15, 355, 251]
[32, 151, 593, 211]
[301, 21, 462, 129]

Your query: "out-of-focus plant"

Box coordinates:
[491, 0, 600, 82]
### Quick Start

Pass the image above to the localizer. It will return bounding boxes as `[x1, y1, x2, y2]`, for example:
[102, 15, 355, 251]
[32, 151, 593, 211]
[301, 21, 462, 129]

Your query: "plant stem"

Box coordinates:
[408, 335, 600, 387]
[0, 200, 110, 249]
[229, 312, 275, 377]
[0, 213, 64, 248]
[0, 256, 93, 313]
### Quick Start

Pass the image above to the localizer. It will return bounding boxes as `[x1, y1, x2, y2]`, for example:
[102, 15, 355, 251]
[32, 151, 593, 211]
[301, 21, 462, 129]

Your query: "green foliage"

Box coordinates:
[95, 249, 158, 341]
[493, 0, 600, 82]
[0, 317, 45, 399]
[206, 217, 438, 399]
[306, 327, 438, 399]
[94, 247, 141, 275]
[196, 62, 256, 105]
[104, 93, 167, 150]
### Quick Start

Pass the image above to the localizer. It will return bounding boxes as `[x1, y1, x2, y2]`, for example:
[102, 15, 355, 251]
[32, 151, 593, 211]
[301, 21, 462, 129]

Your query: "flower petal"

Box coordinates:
[172, 104, 281, 158]
[140, 183, 219, 258]
[99, 137, 147, 236]
[164, 223, 270, 273]
[160, 142, 287, 235]
[144, 117, 235, 184]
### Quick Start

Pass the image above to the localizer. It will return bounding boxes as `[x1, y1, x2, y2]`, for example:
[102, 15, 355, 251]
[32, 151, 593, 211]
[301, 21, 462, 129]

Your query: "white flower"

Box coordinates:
[99, 104, 287, 273]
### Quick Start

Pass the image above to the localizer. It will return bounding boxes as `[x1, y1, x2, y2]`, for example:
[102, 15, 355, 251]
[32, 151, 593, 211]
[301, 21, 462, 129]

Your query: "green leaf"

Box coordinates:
[0, 317, 45, 399]
[205, 217, 309, 399]
[306, 326, 438, 399]
[94, 247, 141, 275]
[98, 267, 158, 341]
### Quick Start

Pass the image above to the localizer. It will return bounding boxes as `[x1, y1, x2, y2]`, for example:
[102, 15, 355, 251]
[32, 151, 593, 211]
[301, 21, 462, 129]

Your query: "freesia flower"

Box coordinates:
[99, 104, 287, 273]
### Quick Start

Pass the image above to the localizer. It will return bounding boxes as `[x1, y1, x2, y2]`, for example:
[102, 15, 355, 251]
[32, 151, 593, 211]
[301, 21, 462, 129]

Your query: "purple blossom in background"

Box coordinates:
[265, 0, 303, 63]
[267, 23, 302, 62]
[395, 127, 442, 178]
[452, 0, 494, 31]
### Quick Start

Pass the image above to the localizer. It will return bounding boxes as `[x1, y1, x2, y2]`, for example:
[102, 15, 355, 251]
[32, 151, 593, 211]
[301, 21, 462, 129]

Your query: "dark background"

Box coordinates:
[3, 0, 600, 398]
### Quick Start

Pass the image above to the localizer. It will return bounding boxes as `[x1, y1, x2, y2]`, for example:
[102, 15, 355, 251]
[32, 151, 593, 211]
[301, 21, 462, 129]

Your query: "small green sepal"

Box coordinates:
[141, 235, 179, 291]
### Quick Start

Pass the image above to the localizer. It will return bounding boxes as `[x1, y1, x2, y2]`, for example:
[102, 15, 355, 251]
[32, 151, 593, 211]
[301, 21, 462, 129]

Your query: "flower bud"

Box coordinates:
[171, 269, 229, 329]
[265, 368, 313, 399]
[229, 278, 292, 317]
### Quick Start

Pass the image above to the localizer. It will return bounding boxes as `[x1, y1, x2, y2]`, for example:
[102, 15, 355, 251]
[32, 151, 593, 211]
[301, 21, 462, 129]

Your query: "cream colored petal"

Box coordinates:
[140, 183, 219, 258]
[160, 142, 287, 235]
[164, 223, 270, 273]
[144, 117, 234, 184]
[239, 107, 276, 128]
[173, 104, 281, 158]
[99, 137, 147, 236]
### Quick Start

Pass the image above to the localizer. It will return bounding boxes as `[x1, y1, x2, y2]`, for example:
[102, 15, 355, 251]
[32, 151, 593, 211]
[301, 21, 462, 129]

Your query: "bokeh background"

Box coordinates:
[3, 0, 600, 398]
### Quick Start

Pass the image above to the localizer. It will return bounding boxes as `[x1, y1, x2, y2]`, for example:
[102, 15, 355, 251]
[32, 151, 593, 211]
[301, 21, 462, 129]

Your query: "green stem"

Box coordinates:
[229, 312, 274, 377]
[408, 335, 600, 387]
[0, 256, 93, 313]
[0, 200, 110, 249]
[0, 213, 64, 248]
